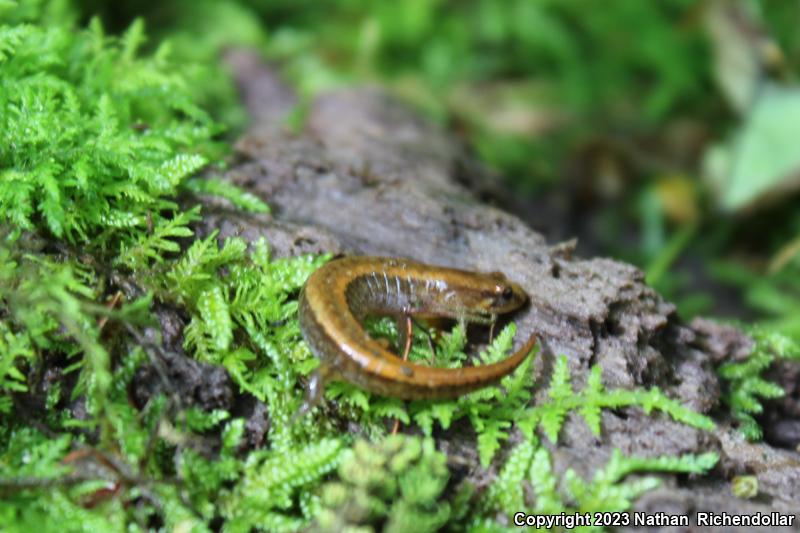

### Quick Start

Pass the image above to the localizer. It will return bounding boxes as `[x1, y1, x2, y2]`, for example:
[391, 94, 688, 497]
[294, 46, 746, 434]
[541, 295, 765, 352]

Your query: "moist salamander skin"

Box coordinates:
[298, 256, 536, 400]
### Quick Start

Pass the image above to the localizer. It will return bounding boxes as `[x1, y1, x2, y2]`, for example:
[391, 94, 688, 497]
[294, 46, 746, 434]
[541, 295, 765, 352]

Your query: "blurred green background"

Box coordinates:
[68, 0, 800, 336]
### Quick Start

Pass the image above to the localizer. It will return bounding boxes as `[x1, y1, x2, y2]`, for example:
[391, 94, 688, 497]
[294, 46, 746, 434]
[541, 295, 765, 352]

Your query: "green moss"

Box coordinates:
[0, 2, 731, 531]
[519, 355, 715, 444]
[0, 234, 151, 417]
[1, 13, 222, 246]
[478, 437, 717, 532]
[315, 436, 451, 533]
[718, 325, 800, 440]
[221, 438, 344, 532]
[324, 320, 538, 466]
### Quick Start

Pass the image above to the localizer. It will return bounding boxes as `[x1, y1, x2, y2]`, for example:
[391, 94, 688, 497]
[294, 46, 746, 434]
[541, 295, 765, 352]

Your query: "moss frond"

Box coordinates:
[478, 437, 717, 531]
[519, 356, 715, 443]
[315, 436, 451, 533]
[718, 325, 800, 440]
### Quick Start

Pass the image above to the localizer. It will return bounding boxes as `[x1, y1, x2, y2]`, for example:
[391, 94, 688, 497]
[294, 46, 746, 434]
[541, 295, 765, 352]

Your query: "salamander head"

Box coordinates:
[478, 273, 528, 315]
[430, 270, 528, 320]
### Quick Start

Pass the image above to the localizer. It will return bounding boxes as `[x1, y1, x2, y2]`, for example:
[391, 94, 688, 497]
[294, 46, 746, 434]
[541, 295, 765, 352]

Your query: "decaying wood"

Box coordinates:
[189, 50, 798, 529]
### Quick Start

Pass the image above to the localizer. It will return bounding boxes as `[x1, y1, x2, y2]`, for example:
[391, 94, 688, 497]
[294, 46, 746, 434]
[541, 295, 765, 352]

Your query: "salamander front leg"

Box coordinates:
[488, 313, 498, 343]
[411, 317, 439, 363]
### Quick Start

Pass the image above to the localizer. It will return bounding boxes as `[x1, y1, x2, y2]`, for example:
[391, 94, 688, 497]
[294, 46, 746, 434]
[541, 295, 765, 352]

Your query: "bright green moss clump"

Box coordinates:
[1, 12, 220, 246]
[315, 436, 454, 533]
[0, 0, 230, 416]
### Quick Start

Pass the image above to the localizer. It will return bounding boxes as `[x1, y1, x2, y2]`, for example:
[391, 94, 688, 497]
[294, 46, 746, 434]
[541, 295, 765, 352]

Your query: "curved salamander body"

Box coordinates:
[298, 256, 536, 400]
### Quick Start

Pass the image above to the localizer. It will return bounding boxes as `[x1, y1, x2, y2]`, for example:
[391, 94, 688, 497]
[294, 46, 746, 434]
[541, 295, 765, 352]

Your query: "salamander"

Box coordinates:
[297, 256, 536, 407]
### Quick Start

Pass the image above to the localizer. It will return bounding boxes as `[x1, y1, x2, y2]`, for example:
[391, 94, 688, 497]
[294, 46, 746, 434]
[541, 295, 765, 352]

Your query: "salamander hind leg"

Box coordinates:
[291, 363, 336, 424]
[392, 314, 414, 436]
[396, 314, 440, 362]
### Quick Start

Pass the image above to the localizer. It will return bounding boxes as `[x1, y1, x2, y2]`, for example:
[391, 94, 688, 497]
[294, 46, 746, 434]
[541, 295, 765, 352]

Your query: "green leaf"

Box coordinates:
[708, 84, 800, 212]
